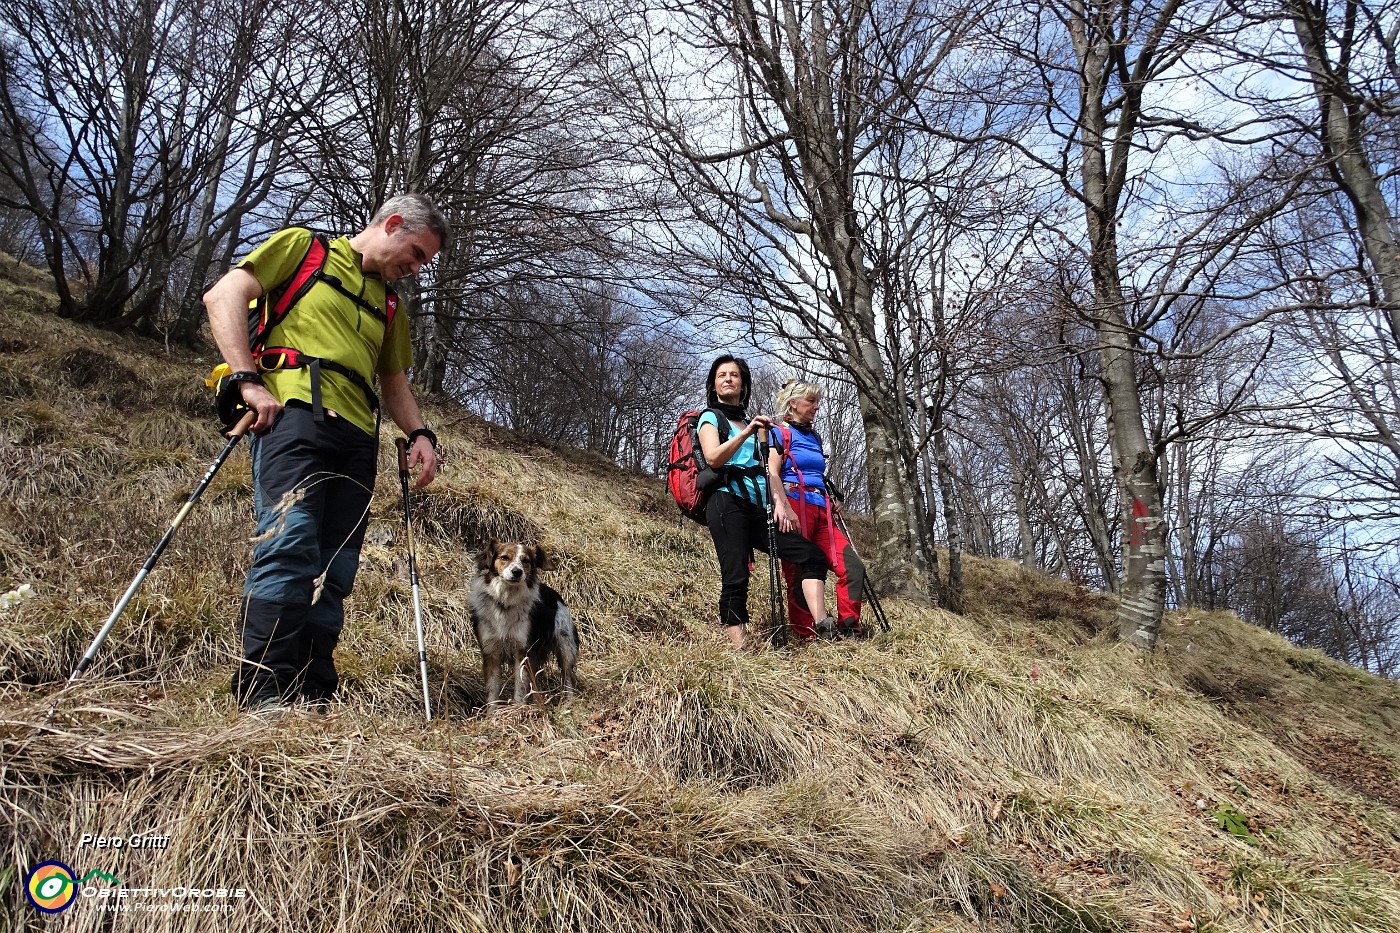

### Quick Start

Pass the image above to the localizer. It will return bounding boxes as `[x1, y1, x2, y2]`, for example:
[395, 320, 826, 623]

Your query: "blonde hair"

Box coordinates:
[775, 377, 822, 419]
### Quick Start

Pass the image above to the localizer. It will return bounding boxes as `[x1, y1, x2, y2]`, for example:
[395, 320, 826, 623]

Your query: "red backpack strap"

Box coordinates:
[778, 421, 810, 524]
[272, 233, 328, 322]
[385, 288, 398, 331]
[249, 231, 330, 353]
[778, 424, 804, 486]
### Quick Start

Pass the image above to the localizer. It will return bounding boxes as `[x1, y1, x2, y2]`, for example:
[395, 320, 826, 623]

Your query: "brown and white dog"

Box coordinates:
[468, 541, 579, 710]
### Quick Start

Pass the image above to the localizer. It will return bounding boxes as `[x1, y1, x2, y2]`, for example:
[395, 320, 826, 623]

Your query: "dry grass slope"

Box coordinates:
[1, 289, 1398, 932]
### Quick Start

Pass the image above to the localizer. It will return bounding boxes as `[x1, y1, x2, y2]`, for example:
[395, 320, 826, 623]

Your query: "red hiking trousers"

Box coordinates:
[781, 494, 866, 640]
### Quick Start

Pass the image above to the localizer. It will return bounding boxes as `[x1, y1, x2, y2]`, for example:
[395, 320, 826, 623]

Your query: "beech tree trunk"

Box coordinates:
[1068, 0, 1174, 648]
[1288, 0, 1400, 345]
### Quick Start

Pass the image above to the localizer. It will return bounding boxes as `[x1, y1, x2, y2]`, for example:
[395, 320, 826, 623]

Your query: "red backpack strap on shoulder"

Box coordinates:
[778, 424, 803, 486]
[272, 233, 328, 321]
[778, 421, 812, 532]
[250, 231, 330, 353]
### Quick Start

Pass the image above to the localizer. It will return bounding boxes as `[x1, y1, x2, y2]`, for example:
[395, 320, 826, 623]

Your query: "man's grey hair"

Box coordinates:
[370, 193, 451, 252]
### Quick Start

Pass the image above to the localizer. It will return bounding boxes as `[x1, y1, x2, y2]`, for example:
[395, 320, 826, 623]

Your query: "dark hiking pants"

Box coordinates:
[232, 403, 377, 707]
[705, 489, 827, 629]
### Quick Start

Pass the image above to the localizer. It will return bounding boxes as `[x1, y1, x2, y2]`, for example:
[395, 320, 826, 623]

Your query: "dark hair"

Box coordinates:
[706, 354, 751, 408]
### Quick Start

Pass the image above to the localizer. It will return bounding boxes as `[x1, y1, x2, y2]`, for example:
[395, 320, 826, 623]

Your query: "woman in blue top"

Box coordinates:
[772, 377, 868, 640]
[698, 355, 829, 648]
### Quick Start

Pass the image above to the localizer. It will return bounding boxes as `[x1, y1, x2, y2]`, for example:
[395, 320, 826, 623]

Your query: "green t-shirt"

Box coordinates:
[240, 227, 412, 435]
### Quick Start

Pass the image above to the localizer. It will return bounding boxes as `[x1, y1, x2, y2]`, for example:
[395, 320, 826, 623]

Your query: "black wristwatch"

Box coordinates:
[226, 370, 264, 388]
[407, 427, 438, 450]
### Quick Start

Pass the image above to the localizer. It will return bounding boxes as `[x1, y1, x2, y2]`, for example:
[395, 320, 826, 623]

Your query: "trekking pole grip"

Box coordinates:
[395, 436, 409, 474]
[225, 409, 256, 439]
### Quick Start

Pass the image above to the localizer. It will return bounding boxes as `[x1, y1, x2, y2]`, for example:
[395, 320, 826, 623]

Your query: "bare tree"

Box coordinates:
[1323, 547, 1400, 677]
[1057, 0, 1213, 647]
[1281, 0, 1400, 344]
[957, 284, 1123, 591]
[876, 113, 1043, 609]
[283, 0, 637, 398]
[448, 283, 696, 468]
[933, 0, 1319, 648]
[1220, 0, 1400, 529]
[0, 0, 317, 337]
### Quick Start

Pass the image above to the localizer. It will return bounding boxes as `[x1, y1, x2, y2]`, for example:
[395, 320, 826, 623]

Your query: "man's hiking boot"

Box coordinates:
[297, 697, 332, 716]
[813, 616, 837, 639]
[247, 697, 289, 723]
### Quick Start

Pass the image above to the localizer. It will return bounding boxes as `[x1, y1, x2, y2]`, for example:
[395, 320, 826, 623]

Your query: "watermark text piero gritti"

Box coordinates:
[79, 833, 170, 850]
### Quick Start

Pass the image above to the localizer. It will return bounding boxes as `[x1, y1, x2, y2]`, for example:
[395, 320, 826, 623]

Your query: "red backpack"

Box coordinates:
[666, 408, 730, 523]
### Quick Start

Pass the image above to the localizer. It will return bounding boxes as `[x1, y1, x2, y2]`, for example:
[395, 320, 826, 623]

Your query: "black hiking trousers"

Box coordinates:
[705, 489, 827, 629]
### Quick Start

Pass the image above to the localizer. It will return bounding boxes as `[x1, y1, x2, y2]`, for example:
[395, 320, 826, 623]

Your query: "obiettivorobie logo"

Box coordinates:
[24, 858, 248, 915]
[25, 861, 121, 913]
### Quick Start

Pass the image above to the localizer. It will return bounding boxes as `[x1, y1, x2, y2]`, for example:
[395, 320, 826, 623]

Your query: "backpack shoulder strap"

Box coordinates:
[250, 230, 331, 352]
[709, 407, 731, 443]
[779, 423, 807, 489]
[778, 423, 793, 457]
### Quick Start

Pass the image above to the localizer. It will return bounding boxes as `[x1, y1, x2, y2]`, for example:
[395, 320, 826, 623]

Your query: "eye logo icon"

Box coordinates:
[26, 861, 78, 913]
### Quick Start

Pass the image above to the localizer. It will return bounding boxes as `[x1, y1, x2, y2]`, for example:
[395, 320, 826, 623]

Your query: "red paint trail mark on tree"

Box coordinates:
[1130, 497, 1147, 547]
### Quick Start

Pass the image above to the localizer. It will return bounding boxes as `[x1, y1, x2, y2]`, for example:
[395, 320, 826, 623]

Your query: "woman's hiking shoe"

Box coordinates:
[813, 616, 837, 639]
[835, 616, 869, 639]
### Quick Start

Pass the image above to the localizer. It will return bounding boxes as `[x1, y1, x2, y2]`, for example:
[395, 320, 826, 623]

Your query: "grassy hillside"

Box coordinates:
[1, 288, 1398, 932]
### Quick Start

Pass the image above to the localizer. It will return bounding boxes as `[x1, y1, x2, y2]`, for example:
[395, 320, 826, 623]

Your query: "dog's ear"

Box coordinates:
[477, 541, 497, 572]
[533, 544, 553, 572]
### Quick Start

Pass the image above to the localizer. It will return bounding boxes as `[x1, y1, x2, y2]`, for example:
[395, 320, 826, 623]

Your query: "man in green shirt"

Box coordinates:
[204, 193, 449, 712]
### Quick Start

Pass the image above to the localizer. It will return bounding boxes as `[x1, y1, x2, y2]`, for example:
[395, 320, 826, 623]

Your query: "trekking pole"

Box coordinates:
[758, 430, 788, 647]
[832, 509, 892, 633]
[395, 438, 433, 722]
[54, 410, 257, 708]
[863, 575, 892, 632]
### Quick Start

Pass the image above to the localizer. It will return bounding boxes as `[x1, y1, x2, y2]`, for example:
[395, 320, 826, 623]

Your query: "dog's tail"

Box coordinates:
[555, 604, 579, 697]
[556, 603, 579, 650]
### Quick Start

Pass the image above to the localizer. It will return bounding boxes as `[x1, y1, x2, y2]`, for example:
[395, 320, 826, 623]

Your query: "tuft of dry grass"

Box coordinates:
[2, 298, 1399, 932]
